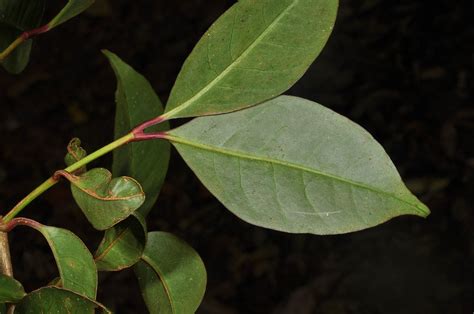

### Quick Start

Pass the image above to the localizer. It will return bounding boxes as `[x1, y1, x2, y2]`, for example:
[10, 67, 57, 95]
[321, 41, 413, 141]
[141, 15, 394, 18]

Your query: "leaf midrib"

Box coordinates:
[165, 0, 300, 118]
[167, 134, 429, 216]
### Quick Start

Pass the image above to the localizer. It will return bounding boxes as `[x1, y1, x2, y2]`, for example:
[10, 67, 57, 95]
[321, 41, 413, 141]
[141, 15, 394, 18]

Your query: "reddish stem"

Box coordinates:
[21, 24, 50, 40]
[0, 217, 42, 233]
[131, 115, 169, 142]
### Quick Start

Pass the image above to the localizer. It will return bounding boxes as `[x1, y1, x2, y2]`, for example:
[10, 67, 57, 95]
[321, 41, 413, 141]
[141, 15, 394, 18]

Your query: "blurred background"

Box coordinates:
[0, 0, 472, 313]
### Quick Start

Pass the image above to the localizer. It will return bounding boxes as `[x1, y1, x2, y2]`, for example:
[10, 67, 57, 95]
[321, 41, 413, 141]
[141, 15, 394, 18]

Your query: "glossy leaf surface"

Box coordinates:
[165, 0, 338, 118]
[37, 225, 97, 299]
[105, 50, 170, 217]
[167, 96, 430, 234]
[135, 232, 207, 314]
[47, 0, 95, 29]
[0, 274, 25, 303]
[0, 0, 44, 73]
[15, 287, 110, 314]
[63, 168, 145, 230]
[94, 213, 147, 271]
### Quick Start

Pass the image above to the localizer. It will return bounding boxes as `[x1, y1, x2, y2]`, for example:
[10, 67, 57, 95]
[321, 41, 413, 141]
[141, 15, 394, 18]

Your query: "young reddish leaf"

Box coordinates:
[164, 0, 338, 119]
[94, 213, 147, 272]
[166, 96, 430, 235]
[15, 287, 110, 314]
[134, 232, 207, 314]
[0, 274, 26, 303]
[0, 0, 45, 73]
[57, 168, 145, 230]
[104, 50, 170, 217]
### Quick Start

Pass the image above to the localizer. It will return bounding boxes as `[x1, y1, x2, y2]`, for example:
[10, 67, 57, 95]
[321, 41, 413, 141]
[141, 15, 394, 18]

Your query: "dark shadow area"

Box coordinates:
[0, 0, 472, 313]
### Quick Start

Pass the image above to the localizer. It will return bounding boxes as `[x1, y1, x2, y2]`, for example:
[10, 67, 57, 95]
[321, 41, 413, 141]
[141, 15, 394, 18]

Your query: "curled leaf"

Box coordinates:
[56, 168, 145, 230]
[64, 138, 87, 174]
[94, 212, 147, 272]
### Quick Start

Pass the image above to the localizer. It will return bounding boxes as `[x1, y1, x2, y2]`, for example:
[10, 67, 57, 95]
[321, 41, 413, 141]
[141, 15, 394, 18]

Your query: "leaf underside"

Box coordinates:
[167, 96, 430, 235]
[165, 0, 339, 118]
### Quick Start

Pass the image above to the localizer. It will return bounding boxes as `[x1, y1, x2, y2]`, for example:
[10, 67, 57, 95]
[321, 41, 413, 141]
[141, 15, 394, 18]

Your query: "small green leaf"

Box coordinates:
[104, 50, 170, 217]
[47, 0, 95, 29]
[94, 213, 147, 271]
[15, 287, 110, 314]
[36, 225, 98, 299]
[166, 96, 430, 235]
[134, 232, 207, 314]
[64, 138, 87, 173]
[0, 0, 45, 73]
[59, 168, 146, 230]
[165, 0, 338, 119]
[0, 274, 26, 303]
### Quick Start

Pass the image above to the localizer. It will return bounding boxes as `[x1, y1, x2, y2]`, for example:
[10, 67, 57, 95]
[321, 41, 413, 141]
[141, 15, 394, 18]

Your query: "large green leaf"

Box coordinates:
[36, 224, 98, 299]
[15, 287, 110, 314]
[105, 50, 170, 217]
[0, 274, 26, 303]
[59, 168, 145, 230]
[47, 0, 95, 29]
[94, 213, 147, 271]
[166, 96, 430, 234]
[164, 0, 338, 119]
[0, 0, 45, 73]
[134, 232, 207, 314]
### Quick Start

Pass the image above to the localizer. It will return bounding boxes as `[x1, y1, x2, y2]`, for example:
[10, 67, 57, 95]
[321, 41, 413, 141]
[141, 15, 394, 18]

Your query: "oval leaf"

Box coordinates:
[47, 0, 95, 29]
[59, 168, 145, 230]
[164, 0, 338, 119]
[134, 232, 207, 314]
[105, 50, 170, 217]
[35, 224, 98, 299]
[94, 213, 147, 272]
[0, 0, 45, 73]
[0, 274, 26, 303]
[15, 287, 110, 314]
[166, 96, 430, 234]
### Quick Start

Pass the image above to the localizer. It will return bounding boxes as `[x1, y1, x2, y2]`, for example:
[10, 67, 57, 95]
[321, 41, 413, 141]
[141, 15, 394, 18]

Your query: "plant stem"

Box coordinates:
[0, 232, 13, 277]
[0, 25, 50, 62]
[1, 133, 135, 223]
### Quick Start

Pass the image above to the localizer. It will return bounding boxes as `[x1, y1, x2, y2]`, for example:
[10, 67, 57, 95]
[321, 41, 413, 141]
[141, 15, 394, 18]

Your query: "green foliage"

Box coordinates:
[34, 224, 98, 299]
[167, 96, 429, 234]
[105, 50, 170, 217]
[135, 232, 207, 314]
[15, 287, 110, 313]
[0, 0, 94, 73]
[62, 168, 145, 230]
[94, 213, 147, 272]
[0, 0, 44, 73]
[0, 274, 26, 303]
[165, 0, 338, 119]
[47, 0, 95, 29]
[0, 0, 431, 313]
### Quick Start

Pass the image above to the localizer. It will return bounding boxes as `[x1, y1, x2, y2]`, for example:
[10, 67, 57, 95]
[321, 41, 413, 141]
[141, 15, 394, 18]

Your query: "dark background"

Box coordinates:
[0, 0, 472, 313]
